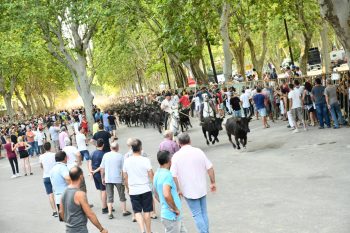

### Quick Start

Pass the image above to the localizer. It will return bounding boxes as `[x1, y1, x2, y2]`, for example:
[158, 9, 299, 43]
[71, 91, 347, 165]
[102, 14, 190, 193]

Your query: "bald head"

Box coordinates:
[69, 166, 83, 181]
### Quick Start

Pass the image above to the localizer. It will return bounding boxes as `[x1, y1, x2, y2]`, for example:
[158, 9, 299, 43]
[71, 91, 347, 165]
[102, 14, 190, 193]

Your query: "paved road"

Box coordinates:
[1, 117, 350, 233]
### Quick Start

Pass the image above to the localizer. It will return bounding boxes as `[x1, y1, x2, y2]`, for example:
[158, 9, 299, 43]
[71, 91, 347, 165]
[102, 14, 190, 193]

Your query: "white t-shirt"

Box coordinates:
[161, 99, 171, 113]
[288, 88, 302, 109]
[100, 151, 124, 184]
[36, 130, 46, 146]
[75, 133, 87, 151]
[39, 152, 56, 178]
[63, 146, 79, 169]
[123, 155, 152, 195]
[73, 122, 80, 134]
[240, 93, 250, 108]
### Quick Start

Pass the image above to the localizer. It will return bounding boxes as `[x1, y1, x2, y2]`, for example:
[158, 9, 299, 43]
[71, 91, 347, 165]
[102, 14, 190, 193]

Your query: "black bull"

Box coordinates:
[201, 117, 224, 145]
[225, 117, 251, 149]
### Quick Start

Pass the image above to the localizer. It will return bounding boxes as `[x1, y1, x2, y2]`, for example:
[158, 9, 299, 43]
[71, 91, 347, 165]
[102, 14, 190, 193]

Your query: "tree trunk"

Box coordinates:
[220, 2, 233, 81]
[320, 21, 331, 73]
[247, 30, 268, 79]
[190, 58, 207, 85]
[3, 94, 14, 117]
[299, 33, 312, 75]
[232, 43, 246, 79]
[168, 54, 187, 88]
[136, 69, 143, 93]
[318, 0, 350, 69]
[15, 89, 32, 116]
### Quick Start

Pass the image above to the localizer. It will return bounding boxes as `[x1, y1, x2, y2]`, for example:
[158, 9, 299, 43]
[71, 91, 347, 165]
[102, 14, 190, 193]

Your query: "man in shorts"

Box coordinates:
[90, 139, 107, 214]
[123, 139, 154, 233]
[98, 142, 131, 219]
[288, 83, 307, 133]
[253, 88, 270, 128]
[40, 142, 58, 217]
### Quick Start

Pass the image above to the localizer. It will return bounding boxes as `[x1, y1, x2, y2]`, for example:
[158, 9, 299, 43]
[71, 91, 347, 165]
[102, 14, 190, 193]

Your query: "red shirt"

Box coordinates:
[179, 95, 191, 108]
[81, 120, 88, 130]
[4, 143, 16, 159]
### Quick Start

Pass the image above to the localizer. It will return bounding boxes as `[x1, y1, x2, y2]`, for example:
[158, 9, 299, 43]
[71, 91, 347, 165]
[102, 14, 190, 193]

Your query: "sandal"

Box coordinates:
[123, 211, 131, 216]
[151, 215, 157, 219]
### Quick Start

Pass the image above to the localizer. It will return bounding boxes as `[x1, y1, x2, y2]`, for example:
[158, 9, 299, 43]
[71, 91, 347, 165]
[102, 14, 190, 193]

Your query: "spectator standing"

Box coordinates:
[159, 130, 180, 156]
[50, 151, 71, 221]
[302, 81, 316, 127]
[107, 111, 118, 138]
[325, 78, 347, 128]
[90, 139, 108, 214]
[171, 133, 216, 233]
[98, 142, 131, 219]
[154, 150, 187, 233]
[49, 122, 60, 152]
[92, 124, 113, 153]
[39, 142, 58, 217]
[59, 127, 69, 151]
[26, 127, 36, 157]
[3, 136, 20, 178]
[240, 89, 251, 117]
[312, 78, 331, 129]
[288, 82, 307, 133]
[14, 136, 32, 176]
[253, 88, 270, 128]
[76, 126, 90, 162]
[123, 139, 154, 233]
[60, 166, 108, 233]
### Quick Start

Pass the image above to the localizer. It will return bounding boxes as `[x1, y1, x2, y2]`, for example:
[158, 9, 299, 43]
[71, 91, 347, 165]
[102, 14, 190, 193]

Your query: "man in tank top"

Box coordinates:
[60, 166, 108, 233]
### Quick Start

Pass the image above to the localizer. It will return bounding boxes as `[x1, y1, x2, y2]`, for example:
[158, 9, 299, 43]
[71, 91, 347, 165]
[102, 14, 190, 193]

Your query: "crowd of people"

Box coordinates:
[0, 70, 349, 233]
[0, 99, 216, 233]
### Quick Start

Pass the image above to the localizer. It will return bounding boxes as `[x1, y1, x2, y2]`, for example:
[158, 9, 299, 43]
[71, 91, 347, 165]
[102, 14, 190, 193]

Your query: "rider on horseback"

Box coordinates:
[160, 92, 172, 130]
[200, 93, 217, 125]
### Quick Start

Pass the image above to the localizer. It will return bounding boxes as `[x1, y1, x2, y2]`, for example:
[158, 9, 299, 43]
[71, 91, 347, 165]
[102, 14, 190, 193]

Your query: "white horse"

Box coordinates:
[169, 106, 181, 137]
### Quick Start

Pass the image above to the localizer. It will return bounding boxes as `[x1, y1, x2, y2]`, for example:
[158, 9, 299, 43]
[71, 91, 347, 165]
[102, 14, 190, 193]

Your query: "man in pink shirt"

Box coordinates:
[159, 130, 179, 155]
[58, 127, 69, 150]
[170, 133, 216, 233]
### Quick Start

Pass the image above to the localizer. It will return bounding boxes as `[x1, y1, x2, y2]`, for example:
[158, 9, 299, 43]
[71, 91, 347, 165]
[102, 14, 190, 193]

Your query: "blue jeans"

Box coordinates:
[315, 103, 330, 127]
[28, 141, 35, 156]
[185, 196, 209, 233]
[329, 102, 345, 127]
[80, 150, 90, 161]
[232, 110, 242, 118]
[34, 141, 40, 155]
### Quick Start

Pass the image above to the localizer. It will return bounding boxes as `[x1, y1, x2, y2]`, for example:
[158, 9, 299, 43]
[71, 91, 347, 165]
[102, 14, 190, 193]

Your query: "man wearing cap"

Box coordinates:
[161, 93, 172, 130]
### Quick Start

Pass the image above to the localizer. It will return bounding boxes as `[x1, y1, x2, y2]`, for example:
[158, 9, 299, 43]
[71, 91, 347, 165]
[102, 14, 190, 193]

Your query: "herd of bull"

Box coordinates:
[109, 102, 252, 150]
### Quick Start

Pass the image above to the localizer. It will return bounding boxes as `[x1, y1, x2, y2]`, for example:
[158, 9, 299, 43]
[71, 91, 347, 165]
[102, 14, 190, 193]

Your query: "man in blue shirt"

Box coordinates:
[50, 151, 70, 221]
[154, 150, 187, 233]
[253, 87, 270, 128]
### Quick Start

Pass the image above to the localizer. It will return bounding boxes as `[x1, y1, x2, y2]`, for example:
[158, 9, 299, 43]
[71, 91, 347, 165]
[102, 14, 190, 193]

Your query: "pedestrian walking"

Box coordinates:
[123, 139, 154, 233]
[60, 166, 108, 233]
[171, 133, 216, 233]
[91, 124, 113, 153]
[50, 151, 71, 221]
[39, 142, 58, 217]
[253, 88, 270, 128]
[59, 127, 69, 151]
[49, 122, 60, 152]
[154, 150, 187, 233]
[312, 78, 331, 129]
[3, 136, 20, 178]
[76, 126, 90, 162]
[90, 139, 108, 214]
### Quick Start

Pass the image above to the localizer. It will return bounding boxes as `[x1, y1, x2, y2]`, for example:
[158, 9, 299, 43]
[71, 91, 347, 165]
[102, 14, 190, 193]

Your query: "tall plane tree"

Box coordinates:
[30, 0, 107, 130]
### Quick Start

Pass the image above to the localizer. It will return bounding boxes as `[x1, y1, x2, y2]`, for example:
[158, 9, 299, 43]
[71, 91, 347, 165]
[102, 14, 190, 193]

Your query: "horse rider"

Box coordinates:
[200, 93, 217, 125]
[161, 92, 172, 130]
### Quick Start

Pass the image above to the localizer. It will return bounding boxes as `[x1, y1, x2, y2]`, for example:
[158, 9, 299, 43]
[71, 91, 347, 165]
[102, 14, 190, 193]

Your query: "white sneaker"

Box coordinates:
[16, 173, 21, 177]
[11, 175, 17, 179]
[292, 128, 299, 133]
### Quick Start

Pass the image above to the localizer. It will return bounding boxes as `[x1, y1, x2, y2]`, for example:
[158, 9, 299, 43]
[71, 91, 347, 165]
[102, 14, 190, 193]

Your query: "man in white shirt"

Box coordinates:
[63, 138, 81, 169]
[123, 139, 154, 233]
[240, 89, 251, 117]
[171, 133, 216, 233]
[161, 93, 172, 130]
[39, 142, 58, 217]
[288, 81, 307, 133]
[99, 142, 131, 219]
[76, 126, 90, 162]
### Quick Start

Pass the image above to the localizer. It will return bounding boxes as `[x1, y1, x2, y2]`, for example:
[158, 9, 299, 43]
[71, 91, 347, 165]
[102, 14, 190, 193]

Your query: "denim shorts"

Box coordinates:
[43, 177, 53, 194]
[80, 150, 90, 161]
[258, 108, 267, 117]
